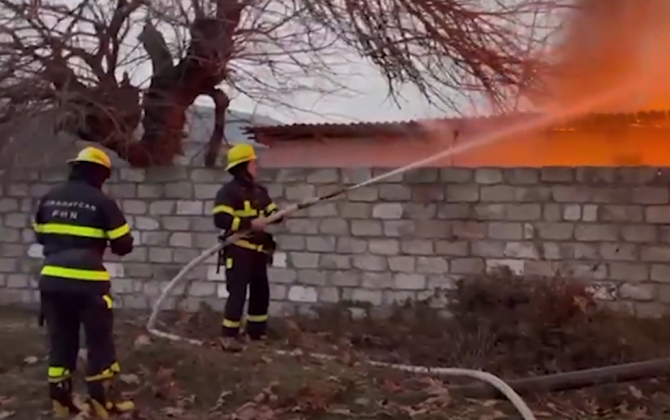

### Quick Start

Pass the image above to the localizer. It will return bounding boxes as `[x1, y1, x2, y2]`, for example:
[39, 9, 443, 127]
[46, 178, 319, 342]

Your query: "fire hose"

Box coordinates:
[145, 84, 641, 420]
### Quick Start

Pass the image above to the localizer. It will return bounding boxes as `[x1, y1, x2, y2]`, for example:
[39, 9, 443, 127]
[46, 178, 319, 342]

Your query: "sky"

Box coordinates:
[195, 57, 451, 125]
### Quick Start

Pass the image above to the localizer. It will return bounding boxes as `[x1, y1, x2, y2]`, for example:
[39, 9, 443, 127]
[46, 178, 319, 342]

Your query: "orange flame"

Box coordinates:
[542, 0, 670, 112]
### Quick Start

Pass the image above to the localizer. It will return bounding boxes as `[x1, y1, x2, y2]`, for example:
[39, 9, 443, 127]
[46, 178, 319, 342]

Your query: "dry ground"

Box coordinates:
[1, 299, 670, 420]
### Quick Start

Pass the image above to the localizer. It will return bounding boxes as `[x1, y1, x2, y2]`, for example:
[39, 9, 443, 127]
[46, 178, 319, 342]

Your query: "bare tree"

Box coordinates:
[0, 0, 557, 167]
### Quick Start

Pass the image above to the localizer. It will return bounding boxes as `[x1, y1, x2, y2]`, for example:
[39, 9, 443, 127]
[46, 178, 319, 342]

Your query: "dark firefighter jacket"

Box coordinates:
[33, 180, 134, 294]
[213, 177, 280, 254]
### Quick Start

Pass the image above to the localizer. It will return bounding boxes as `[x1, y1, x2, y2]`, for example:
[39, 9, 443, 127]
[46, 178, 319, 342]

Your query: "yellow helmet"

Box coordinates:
[225, 144, 256, 171]
[67, 146, 112, 169]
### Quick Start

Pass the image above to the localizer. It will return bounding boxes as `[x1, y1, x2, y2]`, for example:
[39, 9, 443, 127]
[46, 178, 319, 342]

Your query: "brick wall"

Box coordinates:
[2, 165, 670, 317]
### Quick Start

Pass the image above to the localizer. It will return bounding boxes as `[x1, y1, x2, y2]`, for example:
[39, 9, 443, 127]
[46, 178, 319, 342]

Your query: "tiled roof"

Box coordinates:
[244, 110, 670, 142]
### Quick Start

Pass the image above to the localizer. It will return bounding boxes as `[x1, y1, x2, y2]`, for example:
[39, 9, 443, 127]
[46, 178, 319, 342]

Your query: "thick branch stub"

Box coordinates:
[204, 88, 230, 167]
[138, 18, 173, 73]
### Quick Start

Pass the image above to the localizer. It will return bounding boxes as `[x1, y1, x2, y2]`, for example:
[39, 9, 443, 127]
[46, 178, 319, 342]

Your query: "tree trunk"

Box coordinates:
[57, 7, 241, 167]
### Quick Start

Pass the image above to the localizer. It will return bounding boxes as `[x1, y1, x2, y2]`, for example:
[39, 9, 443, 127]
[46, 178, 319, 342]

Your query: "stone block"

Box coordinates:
[641, 246, 670, 263]
[450, 258, 484, 274]
[341, 168, 372, 184]
[288, 285, 318, 303]
[646, 206, 670, 224]
[290, 252, 320, 268]
[503, 168, 539, 185]
[347, 187, 378, 202]
[540, 167, 574, 183]
[372, 203, 403, 219]
[336, 237, 368, 254]
[134, 216, 160, 231]
[379, 185, 412, 201]
[361, 272, 393, 289]
[319, 219, 349, 235]
[306, 236, 336, 252]
[329, 271, 360, 287]
[318, 287, 340, 303]
[368, 239, 400, 255]
[518, 186, 553, 202]
[138, 184, 164, 198]
[535, 223, 574, 240]
[413, 185, 445, 202]
[6, 274, 28, 288]
[403, 203, 437, 220]
[437, 204, 471, 220]
[8, 184, 29, 197]
[321, 255, 351, 270]
[552, 186, 592, 203]
[574, 224, 618, 241]
[272, 252, 287, 268]
[471, 241, 505, 258]
[2, 198, 25, 213]
[307, 203, 338, 217]
[563, 205, 581, 221]
[388, 256, 416, 273]
[435, 240, 469, 256]
[651, 264, 670, 282]
[474, 168, 502, 184]
[505, 204, 541, 221]
[609, 263, 649, 282]
[486, 259, 524, 275]
[149, 201, 175, 215]
[416, 256, 449, 273]
[176, 201, 203, 215]
[149, 248, 173, 263]
[487, 222, 523, 240]
[353, 255, 387, 271]
[268, 267, 297, 283]
[108, 184, 137, 199]
[306, 169, 339, 183]
[194, 184, 220, 200]
[599, 205, 643, 223]
[599, 243, 637, 261]
[393, 273, 426, 290]
[440, 168, 472, 183]
[400, 239, 434, 255]
[480, 185, 515, 202]
[474, 204, 505, 220]
[168, 232, 193, 248]
[383, 220, 415, 237]
[351, 220, 382, 236]
[338, 203, 371, 218]
[297, 270, 328, 285]
[446, 185, 479, 202]
[632, 187, 669, 204]
[4, 213, 28, 228]
[452, 221, 486, 239]
[619, 283, 655, 301]
[559, 261, 608, 280]
[350, 289, 382, 305]
[404, 168, 438, 183]
[504, 242, 539, 259]
[286, 219, 319, 234]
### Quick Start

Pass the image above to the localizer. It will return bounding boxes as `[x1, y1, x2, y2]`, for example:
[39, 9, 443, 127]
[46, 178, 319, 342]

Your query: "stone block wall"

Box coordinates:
[2, 166, 670, 317]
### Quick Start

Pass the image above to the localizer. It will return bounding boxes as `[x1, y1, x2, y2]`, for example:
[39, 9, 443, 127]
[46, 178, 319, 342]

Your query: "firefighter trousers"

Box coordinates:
[222, 247, 270, 339]
[40, 290, 119, 392]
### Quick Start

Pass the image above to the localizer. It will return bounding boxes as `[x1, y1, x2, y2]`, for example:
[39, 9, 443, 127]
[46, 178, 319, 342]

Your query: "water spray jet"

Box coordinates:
[143, 79, 645, 420]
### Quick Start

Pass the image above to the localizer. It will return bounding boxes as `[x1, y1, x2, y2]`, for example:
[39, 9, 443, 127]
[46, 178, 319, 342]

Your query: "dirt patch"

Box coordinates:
[3, 272, 670, 420]
[0, 306, 524, 420]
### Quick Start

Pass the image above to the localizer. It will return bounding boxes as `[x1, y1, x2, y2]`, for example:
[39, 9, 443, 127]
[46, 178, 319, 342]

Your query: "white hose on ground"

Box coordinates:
[144, 83, 640, 420]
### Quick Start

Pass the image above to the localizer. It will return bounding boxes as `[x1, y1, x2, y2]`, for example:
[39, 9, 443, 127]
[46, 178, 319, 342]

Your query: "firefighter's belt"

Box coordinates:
[233, 239, 267, 253]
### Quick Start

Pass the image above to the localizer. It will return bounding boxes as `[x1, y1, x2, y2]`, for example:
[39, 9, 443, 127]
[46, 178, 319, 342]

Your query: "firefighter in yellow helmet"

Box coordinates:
[33, 146, 136, 417]
[212, 144, 283, 351]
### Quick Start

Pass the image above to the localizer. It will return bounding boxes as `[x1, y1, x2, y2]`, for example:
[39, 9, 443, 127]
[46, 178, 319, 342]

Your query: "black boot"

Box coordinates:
[49, 378, 81, 418]
[86, 379, 135, 418]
